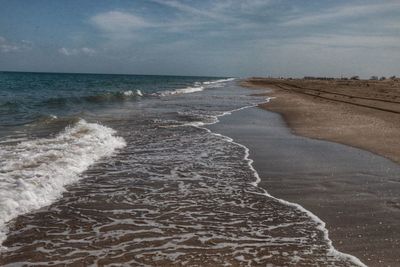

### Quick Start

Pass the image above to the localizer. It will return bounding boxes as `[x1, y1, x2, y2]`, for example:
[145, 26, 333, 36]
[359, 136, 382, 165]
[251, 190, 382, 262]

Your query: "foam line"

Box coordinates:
[0, 120, 126, 249]
[184, 98, 366, 267]
[161, 78, 237, 96]
[202, 78, 236, 85]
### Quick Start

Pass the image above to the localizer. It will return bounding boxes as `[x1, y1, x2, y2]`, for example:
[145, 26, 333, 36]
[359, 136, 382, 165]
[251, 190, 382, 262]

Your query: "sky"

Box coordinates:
[0, 0, 399, 77]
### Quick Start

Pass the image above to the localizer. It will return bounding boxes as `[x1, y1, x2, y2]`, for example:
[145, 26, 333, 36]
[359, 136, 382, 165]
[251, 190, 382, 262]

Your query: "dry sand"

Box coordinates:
[242, 78, 400, 164]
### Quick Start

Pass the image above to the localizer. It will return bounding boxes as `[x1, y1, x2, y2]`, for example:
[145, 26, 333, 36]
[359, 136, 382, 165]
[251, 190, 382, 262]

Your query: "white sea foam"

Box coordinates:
[202, 78, 236, 85]
[173, 86, 205, 94]
[161, 86, 205, 96]
[0, 120, 126, 247]
[184, 99, 366, 267]
[122, 89, 143, 97]
[161, 78, 236, 96]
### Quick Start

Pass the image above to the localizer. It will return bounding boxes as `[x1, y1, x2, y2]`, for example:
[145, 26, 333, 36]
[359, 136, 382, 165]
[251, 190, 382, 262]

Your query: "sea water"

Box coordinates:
[0, 72, 363, 266]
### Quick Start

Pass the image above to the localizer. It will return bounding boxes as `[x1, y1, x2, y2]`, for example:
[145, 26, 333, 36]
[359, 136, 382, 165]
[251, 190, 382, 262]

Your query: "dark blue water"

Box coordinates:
[0, 72, 227, 128]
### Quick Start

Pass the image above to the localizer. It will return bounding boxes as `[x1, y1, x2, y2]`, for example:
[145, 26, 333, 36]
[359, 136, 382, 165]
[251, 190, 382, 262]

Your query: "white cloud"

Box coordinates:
[59, 47, 72, 56]
[90, 11, 150, 39]
[282, 2, 400, 27]
[89, 8, 220, 42]
[250, 33, 400, 52]
[80, 47, 96, 55]
[0, 36, 32, 53]
[58, 47, 96, 56]
[150, 0, 221, 20]
[212, 0, 274, 13]
[88, 1, 273, 39]
[296, 34, 400, 49]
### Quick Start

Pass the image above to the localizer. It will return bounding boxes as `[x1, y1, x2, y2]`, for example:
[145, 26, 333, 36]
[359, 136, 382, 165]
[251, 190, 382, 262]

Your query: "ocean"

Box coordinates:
[0, 72, 362, 266]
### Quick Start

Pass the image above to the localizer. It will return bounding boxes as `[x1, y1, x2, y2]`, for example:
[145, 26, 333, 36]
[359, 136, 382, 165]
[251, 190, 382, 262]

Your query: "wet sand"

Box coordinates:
[242, 78, 400, 165]
[208, 106, 400, 266]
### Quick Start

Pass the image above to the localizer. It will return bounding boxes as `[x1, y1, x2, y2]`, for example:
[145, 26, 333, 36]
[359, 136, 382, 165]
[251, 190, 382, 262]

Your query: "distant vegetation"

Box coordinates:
[298, 75, 398, 81]
[262, 75, 399, 81]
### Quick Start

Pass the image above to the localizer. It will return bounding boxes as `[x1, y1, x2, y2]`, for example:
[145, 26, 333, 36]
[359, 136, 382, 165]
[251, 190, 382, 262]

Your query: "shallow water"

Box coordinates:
[208, 106, 400, 266]
[0, 74, 362, 266]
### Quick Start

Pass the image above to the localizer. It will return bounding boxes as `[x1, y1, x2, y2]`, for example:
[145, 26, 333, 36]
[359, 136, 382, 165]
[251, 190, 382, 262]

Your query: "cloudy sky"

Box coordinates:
[0, 0, 399, 77]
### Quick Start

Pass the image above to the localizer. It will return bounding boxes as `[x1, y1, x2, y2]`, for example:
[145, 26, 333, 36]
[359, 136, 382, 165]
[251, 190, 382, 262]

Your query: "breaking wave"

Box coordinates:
[0, 120, 126, 247]
[202, 78, 236, 85]
[160, 78, 236, 96]
[84, 89, 143, 102]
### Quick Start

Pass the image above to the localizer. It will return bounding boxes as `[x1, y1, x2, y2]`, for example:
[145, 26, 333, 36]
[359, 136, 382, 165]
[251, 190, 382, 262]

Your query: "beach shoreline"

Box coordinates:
[241, 77, 400, 165]
[4, 79, 363, 266]
[224, 79, 400, 266]
[1, 75, 399, 266]
[207, 104, 400, 266]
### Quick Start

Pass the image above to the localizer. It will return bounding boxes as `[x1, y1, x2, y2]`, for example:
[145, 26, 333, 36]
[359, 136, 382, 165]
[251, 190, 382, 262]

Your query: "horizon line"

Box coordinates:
[0, 70, 233, 79]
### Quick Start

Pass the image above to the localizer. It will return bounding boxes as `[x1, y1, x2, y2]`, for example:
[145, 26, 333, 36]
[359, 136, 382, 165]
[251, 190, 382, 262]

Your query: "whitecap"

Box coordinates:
[0, 120, 126, 247]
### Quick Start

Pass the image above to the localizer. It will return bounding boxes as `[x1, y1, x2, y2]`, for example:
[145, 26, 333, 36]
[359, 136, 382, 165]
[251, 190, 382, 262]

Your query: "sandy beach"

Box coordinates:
[228, 78, 400, 266]
[242, 78, 400, 164]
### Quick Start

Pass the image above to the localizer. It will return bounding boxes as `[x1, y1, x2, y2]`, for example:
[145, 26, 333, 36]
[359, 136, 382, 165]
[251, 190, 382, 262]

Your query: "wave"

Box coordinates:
[177, 101, 365, 267]
[25, 115, 83, 134]
[0, 120, 126, 247]
[38, 90, 145, 108]
[0, 101, 19, 109]
[0, 102, 20, 115]
[160, 86, 205, 96]
[43, 97, 68, 107]
[84, 89, 143, 103]
[4, 78, 235, 115]
[160, 78, 236, 96]
[202, 78, 236, 85]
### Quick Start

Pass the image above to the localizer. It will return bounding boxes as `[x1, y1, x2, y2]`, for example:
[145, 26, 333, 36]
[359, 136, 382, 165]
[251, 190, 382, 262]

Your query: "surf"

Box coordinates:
[0, 119, 126, 247]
